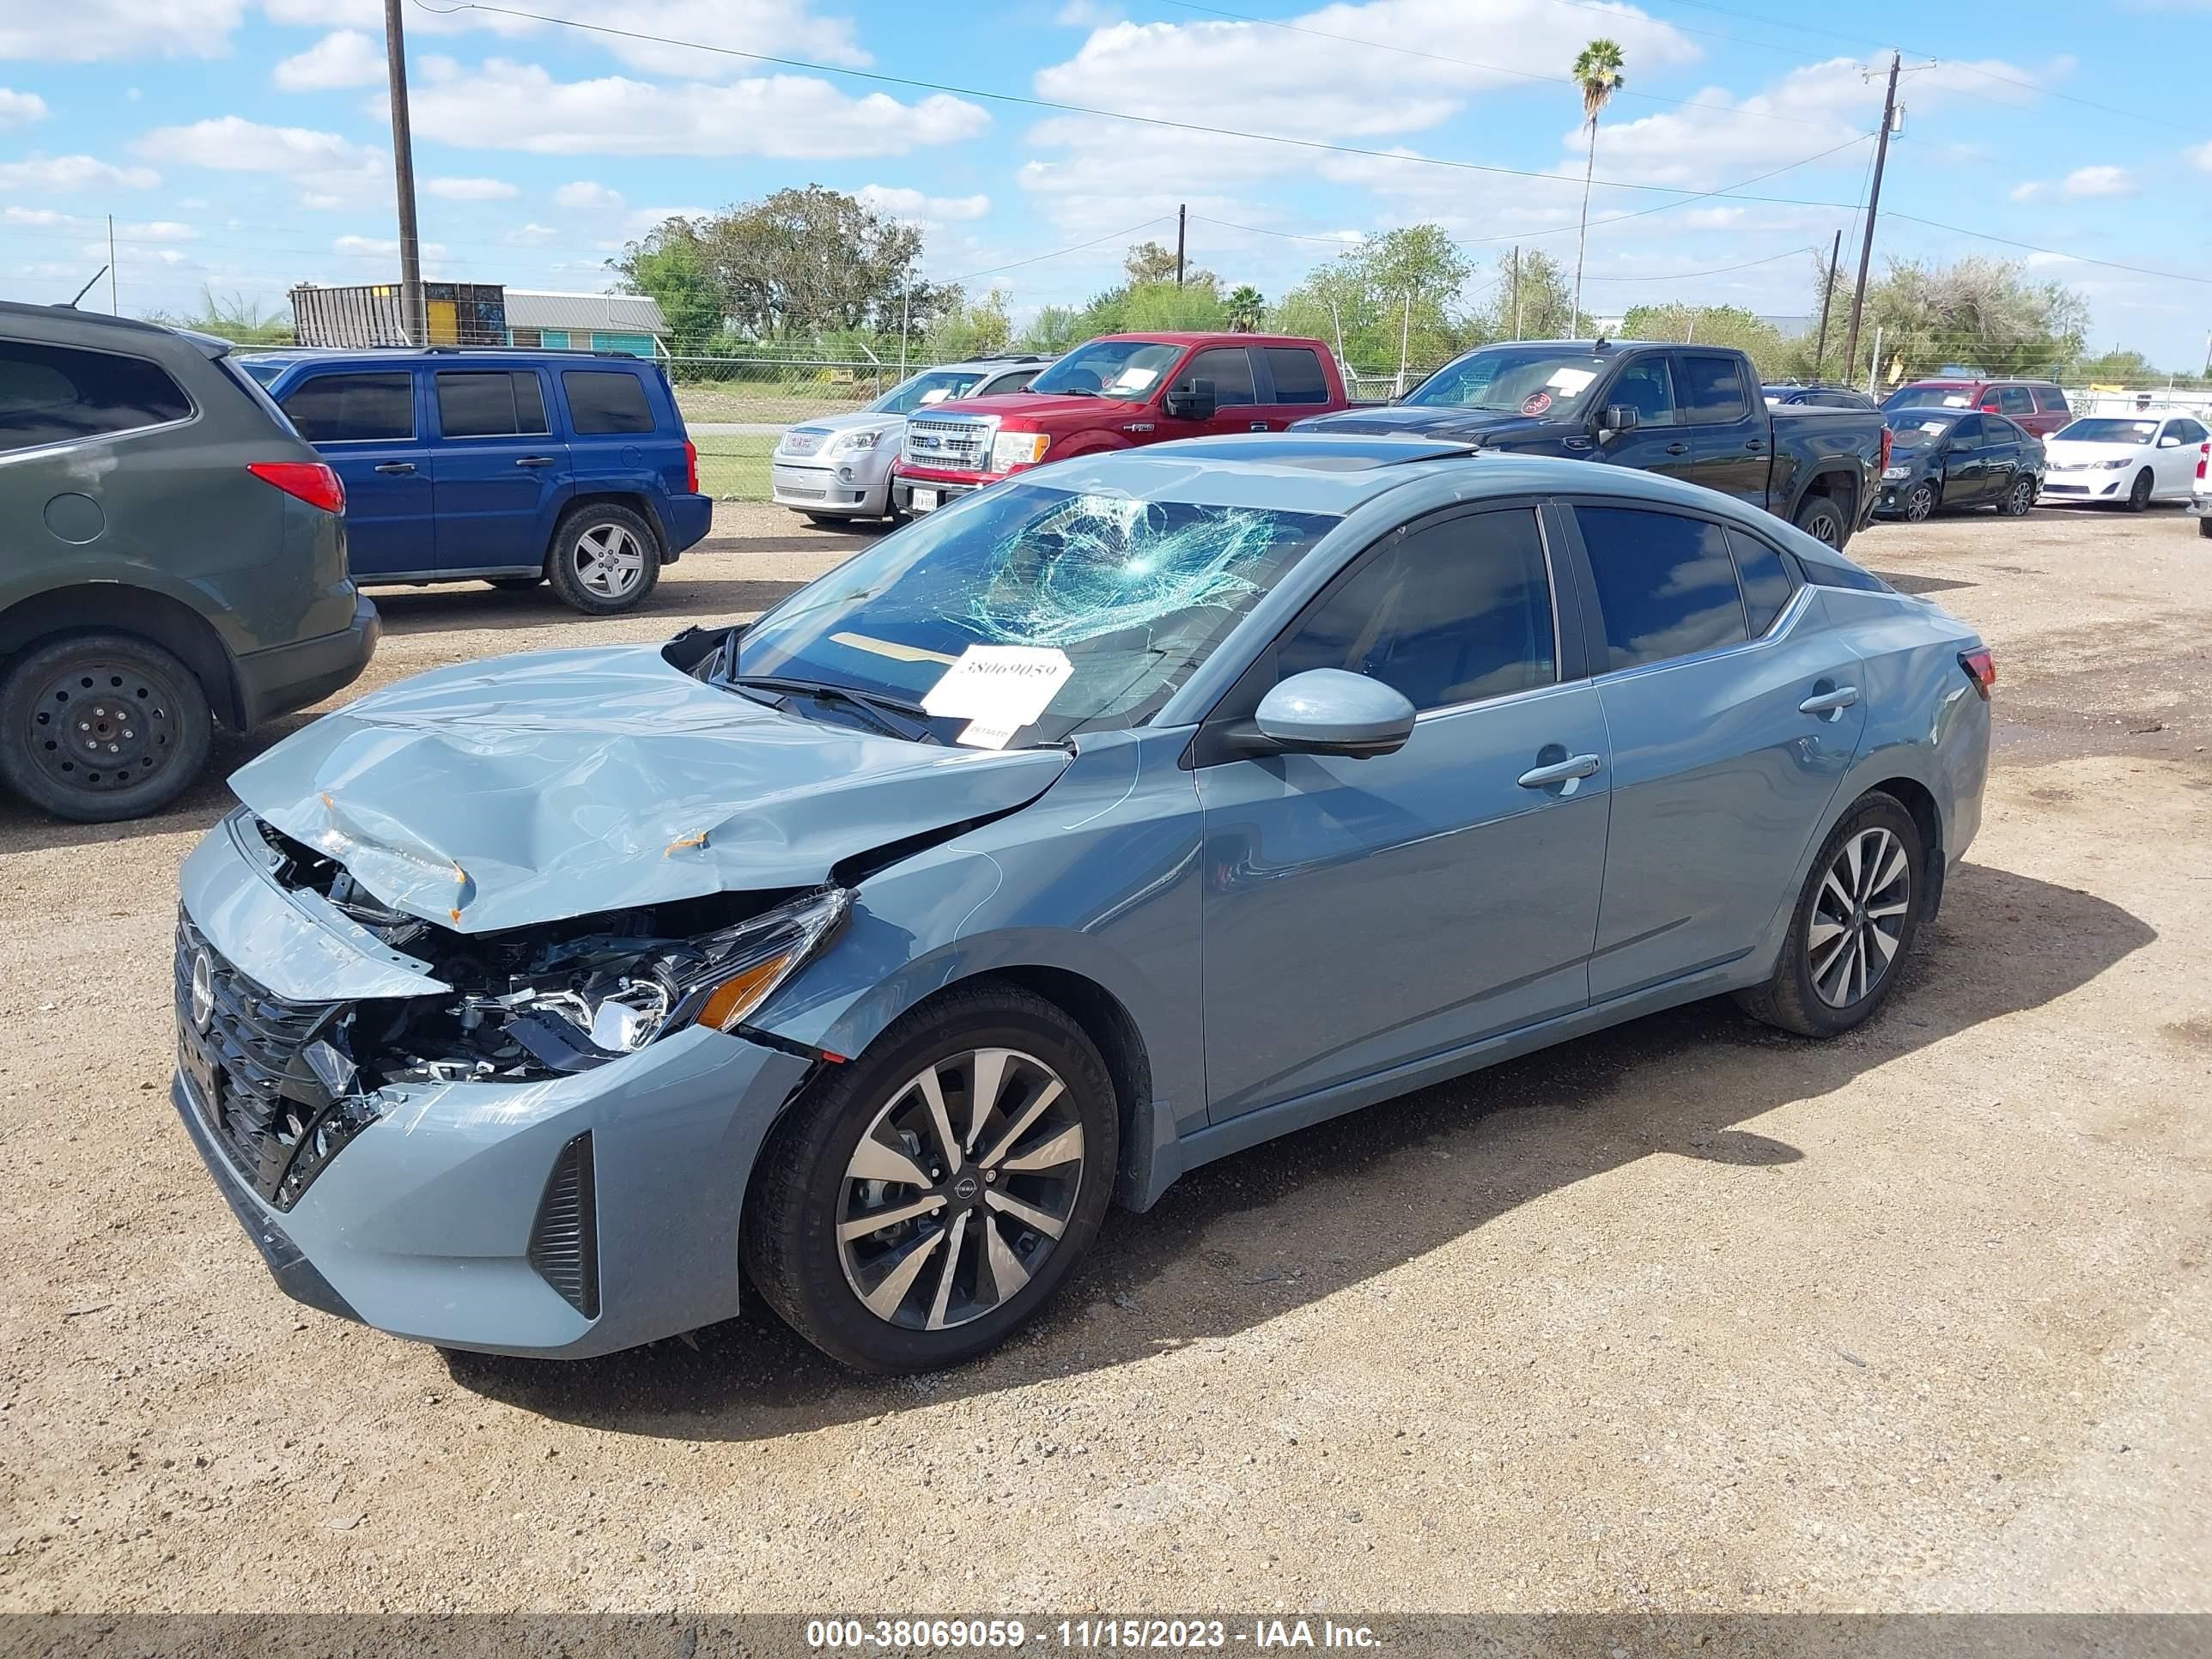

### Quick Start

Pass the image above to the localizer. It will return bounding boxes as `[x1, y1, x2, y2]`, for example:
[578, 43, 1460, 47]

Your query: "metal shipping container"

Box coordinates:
[290, 283, 508, 348]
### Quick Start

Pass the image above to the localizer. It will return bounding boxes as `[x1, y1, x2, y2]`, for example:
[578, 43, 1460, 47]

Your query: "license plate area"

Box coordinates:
[910, 488, 940, 512]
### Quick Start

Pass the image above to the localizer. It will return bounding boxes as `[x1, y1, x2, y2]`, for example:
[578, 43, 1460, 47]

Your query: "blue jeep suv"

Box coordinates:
[243, 349, 711, 615]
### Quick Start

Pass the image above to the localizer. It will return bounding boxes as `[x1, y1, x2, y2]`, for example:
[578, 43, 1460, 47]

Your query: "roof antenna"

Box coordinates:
[61, 266, 109, 310]
[1592, 333, 1610, 350]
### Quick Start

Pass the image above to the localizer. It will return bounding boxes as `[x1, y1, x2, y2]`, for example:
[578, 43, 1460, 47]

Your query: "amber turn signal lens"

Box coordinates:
[696, 954, 795, 1032]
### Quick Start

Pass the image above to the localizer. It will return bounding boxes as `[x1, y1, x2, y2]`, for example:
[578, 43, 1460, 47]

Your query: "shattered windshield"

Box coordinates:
[734, 483, 1337, 746]
[1403, 345, 1611, 413]
[1027, 340, 1182, 402]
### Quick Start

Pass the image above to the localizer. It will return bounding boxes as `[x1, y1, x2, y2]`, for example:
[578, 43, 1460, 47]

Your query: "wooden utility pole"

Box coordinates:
[1175, 204, 1187, 287]
[1841, 52, 1900, 386]
[383, 0, 428, 346]
[1812, 228, 1841, 376]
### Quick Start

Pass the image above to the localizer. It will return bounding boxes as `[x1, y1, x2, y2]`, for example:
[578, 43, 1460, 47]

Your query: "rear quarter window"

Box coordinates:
[0, 339, 192, 454]
[1576, 505, 1749, 671]
[1264, 346, 1331, 404]
[560, 368, 656, 435]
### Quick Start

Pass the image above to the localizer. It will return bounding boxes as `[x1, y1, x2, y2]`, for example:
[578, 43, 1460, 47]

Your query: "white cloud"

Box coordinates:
[2062, 164, 2137, 198]
[426, 175, 520, 201]
[4, 205, 76, 227]
[123, 220, 199, 240]
[262, 0, 866, 74]
[137, 115, 383, 206]
[1055, 0, 1127, 22]
[0, 85, 47, 125]
[506, 223, 558, 246]
[0, 0, 246, 60]
[2185, 140, 2212, 172]
[858, 185, 993, 226]
[272, 29, 385, 92]
[555, 179, 625, 210]
[406, 59, 988, 157]
[333, 234, 448, 260]
[0, 154, 159, 192]
[2009, 180, 2043, 202]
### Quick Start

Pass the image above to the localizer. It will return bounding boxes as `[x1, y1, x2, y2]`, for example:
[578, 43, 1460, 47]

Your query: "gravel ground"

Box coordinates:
[0, 500, 2207, 1616]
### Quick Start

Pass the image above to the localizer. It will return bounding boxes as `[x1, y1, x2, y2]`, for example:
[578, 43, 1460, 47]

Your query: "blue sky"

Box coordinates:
[3, 0, 2208, 365]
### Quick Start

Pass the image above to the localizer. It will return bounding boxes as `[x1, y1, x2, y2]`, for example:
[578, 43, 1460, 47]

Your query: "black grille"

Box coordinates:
[528, 1133, 600, 1319]
[173, 909, 350, 1210]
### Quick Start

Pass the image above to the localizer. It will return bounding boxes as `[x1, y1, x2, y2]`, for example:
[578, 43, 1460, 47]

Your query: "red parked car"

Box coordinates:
[1880, 378, 2072, 438]
[890, 332, 1357, 514]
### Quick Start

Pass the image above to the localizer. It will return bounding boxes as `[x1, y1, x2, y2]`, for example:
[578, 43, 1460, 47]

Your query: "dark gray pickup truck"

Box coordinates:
[1298, 339, 1887, 549]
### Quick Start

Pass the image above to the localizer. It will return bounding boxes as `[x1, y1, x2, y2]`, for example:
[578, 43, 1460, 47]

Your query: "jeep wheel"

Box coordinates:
[0, 633, 212, 823]
[545, 503, 661, 616]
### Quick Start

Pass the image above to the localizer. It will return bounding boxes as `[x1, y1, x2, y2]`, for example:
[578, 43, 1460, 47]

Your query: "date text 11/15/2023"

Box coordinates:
[805, 1620, 1381, 1650]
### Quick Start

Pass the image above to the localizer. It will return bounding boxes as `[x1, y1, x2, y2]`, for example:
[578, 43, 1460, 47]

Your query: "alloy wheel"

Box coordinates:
[1904, 483, 1936, 523]
[836, 1048, 1085, 1331]
[573, 523, 647, 599]
[1808, 826, 1911, 1009]
[21, 656, 185, 798]
[2007, 477, 2034, 516]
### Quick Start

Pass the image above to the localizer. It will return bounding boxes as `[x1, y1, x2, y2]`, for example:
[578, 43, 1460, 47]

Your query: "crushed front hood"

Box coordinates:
[228, 645, 1073, 934]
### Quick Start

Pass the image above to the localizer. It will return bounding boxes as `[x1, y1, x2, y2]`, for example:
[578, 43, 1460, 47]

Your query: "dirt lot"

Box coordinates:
[1, 500, 2207, 1617]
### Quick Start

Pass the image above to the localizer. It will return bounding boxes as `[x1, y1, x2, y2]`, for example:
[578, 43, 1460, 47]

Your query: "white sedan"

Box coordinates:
[2037, 413, 2210, 511]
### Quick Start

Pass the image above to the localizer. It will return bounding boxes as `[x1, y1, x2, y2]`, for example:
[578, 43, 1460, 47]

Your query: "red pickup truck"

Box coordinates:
[890, 331, 1355, 513]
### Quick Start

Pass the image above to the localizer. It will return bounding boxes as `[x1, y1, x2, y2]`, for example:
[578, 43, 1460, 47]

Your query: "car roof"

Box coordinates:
[1085, 331, 1332, 349]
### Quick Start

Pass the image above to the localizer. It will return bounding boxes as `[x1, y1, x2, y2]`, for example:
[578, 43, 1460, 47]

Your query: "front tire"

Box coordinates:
[2124, 469, 2154, 513]
[1736, 792, 1927, 1037]
[544, 503, 661, 615]
[0, 633, 212, 823]
[743, 982, 1119, 1374]
[1902, 481, 1938, 523]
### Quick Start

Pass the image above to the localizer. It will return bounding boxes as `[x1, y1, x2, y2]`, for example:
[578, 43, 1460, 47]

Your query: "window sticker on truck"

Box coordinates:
[1546, 367, 1599, 395]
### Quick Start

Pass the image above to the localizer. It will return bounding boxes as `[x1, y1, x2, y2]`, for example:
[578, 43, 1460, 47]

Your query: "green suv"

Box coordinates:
[0, 301, 377, 822]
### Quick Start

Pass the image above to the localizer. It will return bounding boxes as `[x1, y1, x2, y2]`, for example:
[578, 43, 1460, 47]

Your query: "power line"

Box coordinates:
[1154, 0, 1851, 132]
[944, 216, 1173, 283]
[1885, 213, 2211, 286]
[1578, 245, 1820, 282]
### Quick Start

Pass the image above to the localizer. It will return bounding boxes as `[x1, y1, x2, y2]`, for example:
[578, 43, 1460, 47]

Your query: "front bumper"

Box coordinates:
[173, 823, 817, 1359]
[771, 457, 890, 516]
[232, 594, 380, 728]
[890, 470, 993, 514]
[2039, 471, 2129, 501]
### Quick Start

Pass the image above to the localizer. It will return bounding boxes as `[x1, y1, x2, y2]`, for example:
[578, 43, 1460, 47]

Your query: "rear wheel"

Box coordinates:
[743, 982, 1119, 1374]
[2001, 473, 2036, 517]
[1901, 481, 1938, 523]
[0, 633, 212, 823]
[1792, 492, 1847, 549]
[2124, 469, 2154, 513]
[544, 502, 661, 616]
[1736, 792, 1927, 1037]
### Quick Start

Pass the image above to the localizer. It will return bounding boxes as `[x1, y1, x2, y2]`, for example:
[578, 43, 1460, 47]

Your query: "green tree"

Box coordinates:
[611, 229, 723, 351]
[1571, 38, 1626, 330]
[1620, 303, 1789, 376]
[926, 286, 1013, 361]
[1850, 257, 2088, 386]
[1123, 238, 1218, 292]
[149, 287, 293, 345]
[1473, 247, 1576, 339]
[1225, 284, 1266, 332]
[1019, 305, 1087, 354]
[615, 185, 955, 343]
[1120, 281, 1229, 331]
[1274, 225, 1477, 375]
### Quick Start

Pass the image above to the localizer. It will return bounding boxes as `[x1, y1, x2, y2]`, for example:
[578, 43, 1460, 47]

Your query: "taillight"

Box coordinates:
[2197, 441, 2207, 482]
[684, 438, 699, 495]
[1880, 426, 1893, 472]
[1959, 647, 1996, 700]
[247, 461, 344, 514]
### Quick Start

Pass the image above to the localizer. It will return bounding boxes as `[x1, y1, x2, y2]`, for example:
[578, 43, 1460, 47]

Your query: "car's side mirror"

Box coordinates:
[2158, 434, 2181, 448]
[1600, 404, 1639, 434]
[1164, 379, 1218, 421]
[1251, 669, 1417, 759]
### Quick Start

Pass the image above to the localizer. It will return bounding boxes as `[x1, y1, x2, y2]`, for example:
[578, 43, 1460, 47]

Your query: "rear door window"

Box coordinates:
[281, 371, 415, 442]
[1576, 505, 1748, 671]
[1276, 508, 1555, 711]
[435, 369, 550, 438]
[1178, 346, 1257, 407]
[560, 369, 655, 435]
[1262, 346, 1332, 405]
[0, 339, 191, 453]
[1674, 354, 1750, 424]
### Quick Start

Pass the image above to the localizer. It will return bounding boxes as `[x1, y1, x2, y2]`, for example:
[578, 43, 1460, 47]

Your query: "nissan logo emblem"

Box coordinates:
[952, 1175, 980, 1201]
[189, 950, 216, 1032]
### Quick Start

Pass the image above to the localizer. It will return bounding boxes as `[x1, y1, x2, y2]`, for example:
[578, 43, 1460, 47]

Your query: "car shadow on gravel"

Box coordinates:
[445, 859, 2154, 1440]
[364, 577, 811, 638]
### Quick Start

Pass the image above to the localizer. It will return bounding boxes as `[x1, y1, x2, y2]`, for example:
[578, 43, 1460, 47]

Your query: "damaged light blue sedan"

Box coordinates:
[171, 437, 1992, 1371]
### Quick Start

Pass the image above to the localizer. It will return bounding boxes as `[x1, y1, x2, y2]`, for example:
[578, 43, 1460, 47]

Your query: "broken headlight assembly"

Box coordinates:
[462, 889, 849, 1070]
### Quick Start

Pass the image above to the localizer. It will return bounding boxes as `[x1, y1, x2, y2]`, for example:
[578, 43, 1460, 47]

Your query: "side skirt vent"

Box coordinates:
[527, 1132, 600, 1321]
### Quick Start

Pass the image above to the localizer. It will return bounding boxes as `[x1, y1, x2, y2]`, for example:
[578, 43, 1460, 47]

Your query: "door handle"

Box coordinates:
[1249, 421, 1271, 431]
[1744, 438, 1765, 452]
[1798, 684, 1860, 715]
[1517, 752, 1601, 788]
[514, 454, 557, 468]
[1664, 441, 1689, 456]
[372, 461, 416, 474]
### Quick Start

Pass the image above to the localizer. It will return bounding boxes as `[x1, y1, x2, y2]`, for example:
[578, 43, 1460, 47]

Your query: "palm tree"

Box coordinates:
[1571, 38, 1626, 335]
[1225, 285, 1266, 333]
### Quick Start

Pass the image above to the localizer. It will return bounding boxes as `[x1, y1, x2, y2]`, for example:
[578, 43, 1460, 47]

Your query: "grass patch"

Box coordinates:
[691, 433, 779, 501]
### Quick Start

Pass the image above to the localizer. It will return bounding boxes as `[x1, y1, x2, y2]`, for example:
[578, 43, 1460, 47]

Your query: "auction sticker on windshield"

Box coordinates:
[921, 645, 1076, 748]
[1547, 367, 1598, 395]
